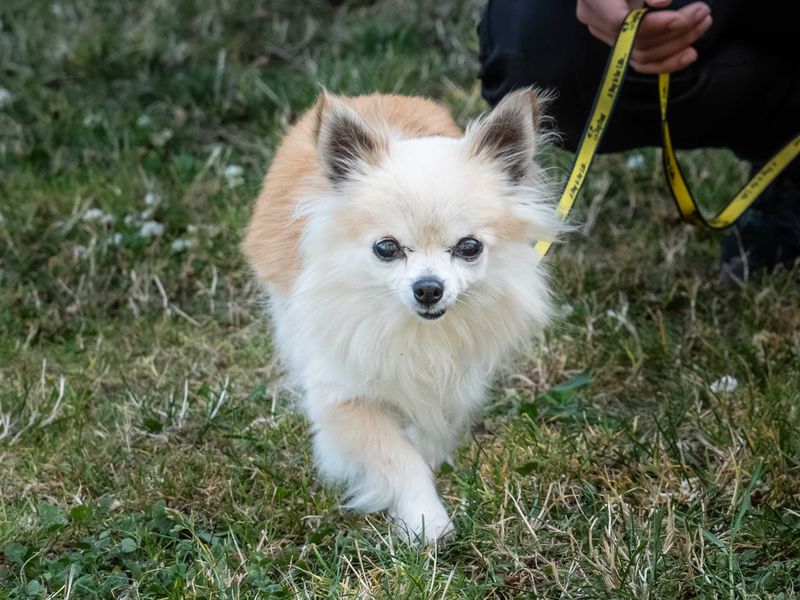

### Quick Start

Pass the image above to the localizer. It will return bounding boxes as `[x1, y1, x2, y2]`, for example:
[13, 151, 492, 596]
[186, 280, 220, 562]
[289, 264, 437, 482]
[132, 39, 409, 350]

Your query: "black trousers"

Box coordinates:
[478, 0, 800, 169]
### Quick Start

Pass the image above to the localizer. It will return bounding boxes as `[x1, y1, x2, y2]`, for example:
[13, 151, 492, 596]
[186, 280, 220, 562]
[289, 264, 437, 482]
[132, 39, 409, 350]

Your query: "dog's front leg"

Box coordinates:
[309, 398, 454, 544]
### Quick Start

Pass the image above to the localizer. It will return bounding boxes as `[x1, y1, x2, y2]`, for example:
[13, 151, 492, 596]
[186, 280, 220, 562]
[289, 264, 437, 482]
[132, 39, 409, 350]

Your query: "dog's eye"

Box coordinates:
[373, 238, 404, 261]
[452, 237, 483, 260]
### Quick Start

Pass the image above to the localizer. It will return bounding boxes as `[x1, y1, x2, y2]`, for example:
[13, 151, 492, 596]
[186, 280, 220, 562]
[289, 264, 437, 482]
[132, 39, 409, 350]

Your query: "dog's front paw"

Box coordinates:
[392, 499, 454, 546]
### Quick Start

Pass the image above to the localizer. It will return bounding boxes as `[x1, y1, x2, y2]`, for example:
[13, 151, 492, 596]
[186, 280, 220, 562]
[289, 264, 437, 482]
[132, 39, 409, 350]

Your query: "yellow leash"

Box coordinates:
[535, 8, 800, 256]
[659, 73, 800, 229]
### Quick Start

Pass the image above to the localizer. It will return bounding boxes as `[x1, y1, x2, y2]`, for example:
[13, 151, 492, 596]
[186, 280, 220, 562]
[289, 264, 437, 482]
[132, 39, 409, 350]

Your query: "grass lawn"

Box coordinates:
[1, 0, 799, 597]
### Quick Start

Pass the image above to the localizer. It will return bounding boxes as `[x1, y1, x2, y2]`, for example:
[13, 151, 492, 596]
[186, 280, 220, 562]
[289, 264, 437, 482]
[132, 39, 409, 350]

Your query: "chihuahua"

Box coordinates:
[244, 89, 558, 543]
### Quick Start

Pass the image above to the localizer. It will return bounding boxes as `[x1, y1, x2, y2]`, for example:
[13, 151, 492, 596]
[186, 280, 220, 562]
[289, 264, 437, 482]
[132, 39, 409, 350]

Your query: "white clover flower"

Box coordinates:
[0, 87, 12, 109]
[123, 214, 138, 227]
[224, 164, 245, 188]
[82, 208, 115, 225]
[71, 244, 87, 259]
[108, 233, 123, 246]
[224, 164, 243, 178]
[151, 128, 173, 147]
[710, 375, 738, 393]
[626, 153, 646, 170]
[82, 112, 102, 127]
[138, 221, 164, 238]
[144, 192, 161, 206]
[170, 238, 193, 252]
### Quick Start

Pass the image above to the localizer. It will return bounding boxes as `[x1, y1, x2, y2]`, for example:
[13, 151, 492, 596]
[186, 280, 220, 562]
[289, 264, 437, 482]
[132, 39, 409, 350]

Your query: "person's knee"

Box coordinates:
[478, 0, 583, 106]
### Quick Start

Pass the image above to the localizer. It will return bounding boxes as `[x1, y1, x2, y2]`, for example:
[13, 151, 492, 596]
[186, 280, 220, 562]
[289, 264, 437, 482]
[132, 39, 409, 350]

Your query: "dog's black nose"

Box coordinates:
[412, 278, 444, 306]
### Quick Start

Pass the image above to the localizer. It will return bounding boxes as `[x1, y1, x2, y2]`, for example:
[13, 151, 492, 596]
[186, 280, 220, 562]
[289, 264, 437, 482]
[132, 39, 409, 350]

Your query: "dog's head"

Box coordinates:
[301, 89, 559, 324]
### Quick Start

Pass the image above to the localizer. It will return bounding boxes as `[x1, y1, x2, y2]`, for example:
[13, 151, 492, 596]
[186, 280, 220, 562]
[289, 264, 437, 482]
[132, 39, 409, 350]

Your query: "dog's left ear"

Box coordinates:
[467, 88, 544, 183]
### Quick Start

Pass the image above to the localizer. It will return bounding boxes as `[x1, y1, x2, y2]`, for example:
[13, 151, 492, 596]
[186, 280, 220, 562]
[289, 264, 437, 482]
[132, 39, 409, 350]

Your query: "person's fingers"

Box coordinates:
[635, 6, 710, 50]
[636, 25, 697, 51]
[636, 2, 709, 41]
[632, 15, 711, 63]
[590, 1, 709, 48]
[669, 1, 711, 30]
[630, 46, 698, 74]
[579, 0, 710, 54]
[637, 11, 691, 38]
[645, 0, 672, 6]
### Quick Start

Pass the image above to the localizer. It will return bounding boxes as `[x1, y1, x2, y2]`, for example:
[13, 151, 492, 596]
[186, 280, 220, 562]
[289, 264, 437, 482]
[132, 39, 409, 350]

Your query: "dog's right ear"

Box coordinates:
[314, 92, 387, 185]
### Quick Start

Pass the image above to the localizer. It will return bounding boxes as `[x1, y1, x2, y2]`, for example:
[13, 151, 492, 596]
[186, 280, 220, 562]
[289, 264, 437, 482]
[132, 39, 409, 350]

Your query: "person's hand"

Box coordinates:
[576, 0, 712, 74]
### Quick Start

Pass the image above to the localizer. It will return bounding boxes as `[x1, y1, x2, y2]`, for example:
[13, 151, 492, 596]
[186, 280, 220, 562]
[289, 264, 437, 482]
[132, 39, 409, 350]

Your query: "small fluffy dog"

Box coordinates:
[244, 89, 559, 543]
